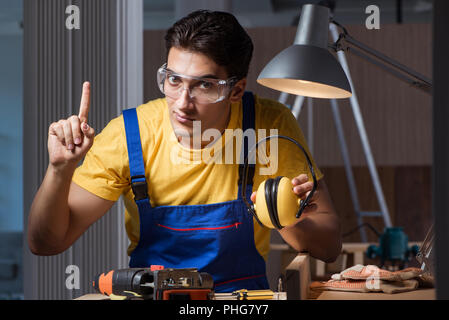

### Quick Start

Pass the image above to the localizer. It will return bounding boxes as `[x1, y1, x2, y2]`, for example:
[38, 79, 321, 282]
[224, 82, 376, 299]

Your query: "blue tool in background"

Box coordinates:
[366, 227, 419, 269]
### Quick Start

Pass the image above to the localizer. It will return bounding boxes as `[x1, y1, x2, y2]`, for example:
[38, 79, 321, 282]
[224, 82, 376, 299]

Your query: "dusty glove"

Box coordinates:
[331, 264, 423, 282]
[311, 264, 427, 294]
[310, 278, 378, 293]
[310, 278, 419, 294]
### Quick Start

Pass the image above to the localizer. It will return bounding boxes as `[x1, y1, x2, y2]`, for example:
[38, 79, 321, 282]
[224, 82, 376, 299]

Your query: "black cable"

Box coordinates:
[330, 19, 349, 36]
[342, 222, 382, 239]
[328, 19, 349, 53]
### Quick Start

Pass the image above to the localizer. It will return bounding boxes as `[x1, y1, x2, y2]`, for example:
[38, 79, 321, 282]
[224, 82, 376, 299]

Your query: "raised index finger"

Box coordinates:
[78, 81, 91, 123]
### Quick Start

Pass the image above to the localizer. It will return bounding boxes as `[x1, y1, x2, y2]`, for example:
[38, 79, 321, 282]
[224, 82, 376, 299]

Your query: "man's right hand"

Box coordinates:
[48, 81, 96, 169]
[29, 81, 117, 256]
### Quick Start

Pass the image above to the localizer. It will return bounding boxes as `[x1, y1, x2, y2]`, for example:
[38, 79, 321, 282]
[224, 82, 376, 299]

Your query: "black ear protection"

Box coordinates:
[242, 135, 318, 229]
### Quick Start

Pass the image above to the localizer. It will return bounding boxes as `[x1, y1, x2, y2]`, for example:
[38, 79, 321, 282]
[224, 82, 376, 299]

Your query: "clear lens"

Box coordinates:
[157, 64, 236, 103]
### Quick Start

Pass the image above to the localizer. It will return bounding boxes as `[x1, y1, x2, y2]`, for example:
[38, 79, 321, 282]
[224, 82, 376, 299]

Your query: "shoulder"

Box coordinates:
[135, 98, 167, 137]
[105, 98, 167, 135]
[93, 98, 167, 151]
[254, 95, 290, 114]
[135, 97, 167, 123]
[253, 94, 295, 128]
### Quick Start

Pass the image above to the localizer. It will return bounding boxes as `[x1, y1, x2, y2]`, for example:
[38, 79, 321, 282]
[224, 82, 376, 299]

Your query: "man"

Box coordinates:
[28, 10, 341, 292]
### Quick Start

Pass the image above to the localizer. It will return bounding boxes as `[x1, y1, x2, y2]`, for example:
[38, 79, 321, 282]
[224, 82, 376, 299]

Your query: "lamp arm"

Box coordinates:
[330, 20, 432, 95]
[347, 43, 432, 94]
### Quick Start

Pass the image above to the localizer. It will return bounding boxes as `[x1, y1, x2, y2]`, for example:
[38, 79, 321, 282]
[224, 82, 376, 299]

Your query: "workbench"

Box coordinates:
[283, 253, 435, 300]
[75, 289, 436, 300]
[76, 243, 434, 300]
[74, 292, 287, 300]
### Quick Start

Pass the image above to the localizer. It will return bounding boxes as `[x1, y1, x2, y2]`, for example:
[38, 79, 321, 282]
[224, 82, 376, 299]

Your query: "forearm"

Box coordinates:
[28, 164, 76, 255]
[279, 211, 342, 263]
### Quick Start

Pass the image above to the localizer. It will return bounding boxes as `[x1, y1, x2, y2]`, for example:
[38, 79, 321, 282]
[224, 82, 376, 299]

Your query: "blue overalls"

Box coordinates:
[122, 92, 269, 293]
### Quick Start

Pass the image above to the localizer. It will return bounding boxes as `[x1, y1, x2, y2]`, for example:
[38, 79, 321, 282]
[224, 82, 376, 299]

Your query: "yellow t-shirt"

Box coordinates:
[72, 95, 323, 260]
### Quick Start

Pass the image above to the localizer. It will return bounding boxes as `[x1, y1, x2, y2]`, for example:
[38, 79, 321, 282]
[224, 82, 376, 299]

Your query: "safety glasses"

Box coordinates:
[157, 63, 238, 104]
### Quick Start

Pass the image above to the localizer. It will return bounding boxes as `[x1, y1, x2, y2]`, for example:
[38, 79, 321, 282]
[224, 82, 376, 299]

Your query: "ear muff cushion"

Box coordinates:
[277, 177, 301, 227]
[259, 178, 285, 229]
[271, 176, 283, 229]
[265, 178, 281, 229]
[264, 178, 274, 223]
[255, 180, 274, 228]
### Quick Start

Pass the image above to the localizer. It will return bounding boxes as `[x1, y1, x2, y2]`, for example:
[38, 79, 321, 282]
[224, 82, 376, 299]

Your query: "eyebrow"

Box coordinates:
[166, 67, 220, 80]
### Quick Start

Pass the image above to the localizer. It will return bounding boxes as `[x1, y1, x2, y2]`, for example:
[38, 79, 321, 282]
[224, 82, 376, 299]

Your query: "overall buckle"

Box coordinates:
[131, 175, 148, 201]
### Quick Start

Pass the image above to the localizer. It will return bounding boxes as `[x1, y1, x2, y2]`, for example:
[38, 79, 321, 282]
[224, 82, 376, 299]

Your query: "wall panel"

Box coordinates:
[144, 24, 432, 167]
[23, 0, 142, 299]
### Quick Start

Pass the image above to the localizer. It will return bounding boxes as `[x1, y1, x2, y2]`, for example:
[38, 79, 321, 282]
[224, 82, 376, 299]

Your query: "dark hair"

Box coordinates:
[165, 10, 253, 80]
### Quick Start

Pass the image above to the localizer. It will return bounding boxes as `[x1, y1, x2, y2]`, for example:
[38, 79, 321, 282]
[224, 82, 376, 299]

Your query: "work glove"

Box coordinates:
[310, 264, 432, 294]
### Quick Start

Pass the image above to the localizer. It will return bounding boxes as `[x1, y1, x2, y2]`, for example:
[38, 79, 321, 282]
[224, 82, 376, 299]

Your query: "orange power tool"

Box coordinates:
[93, 266, 214, 300]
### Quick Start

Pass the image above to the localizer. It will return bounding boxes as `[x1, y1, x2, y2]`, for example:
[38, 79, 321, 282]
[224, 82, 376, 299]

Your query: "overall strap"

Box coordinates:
[238, 91, 256, 198]
[123, 108, 150, 203]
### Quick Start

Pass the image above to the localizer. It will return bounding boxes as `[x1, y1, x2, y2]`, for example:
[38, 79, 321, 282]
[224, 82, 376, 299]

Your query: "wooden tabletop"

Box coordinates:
[316, 288, 435, 300]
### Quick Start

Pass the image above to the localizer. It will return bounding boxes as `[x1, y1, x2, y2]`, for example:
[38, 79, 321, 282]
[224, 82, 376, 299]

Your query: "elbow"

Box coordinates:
[27, 229, 41, 255]
[321, 238, 342, 264]
[299, 237, 342, 264]
[27, 232, 66, 256]
[321, 215, 343, 263]
[28, 244, 46, 256]
[27, 239, 49, 256]
[324, 227, 343, 263]
[314, 228, 343, 264]
[28, 242, 65, 256]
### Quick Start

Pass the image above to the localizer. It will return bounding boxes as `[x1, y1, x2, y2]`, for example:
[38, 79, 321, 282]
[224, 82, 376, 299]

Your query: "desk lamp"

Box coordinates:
[257, 3, 432, 270]
[257, 4, 431, 97]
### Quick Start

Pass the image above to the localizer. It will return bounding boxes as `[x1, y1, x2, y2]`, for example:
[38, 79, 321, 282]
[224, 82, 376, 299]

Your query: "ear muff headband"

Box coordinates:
[241, 135, 318, 228]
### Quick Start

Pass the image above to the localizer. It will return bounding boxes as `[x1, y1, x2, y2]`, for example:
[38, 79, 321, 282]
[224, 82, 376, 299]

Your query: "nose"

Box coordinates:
[176, 87, 195, 111]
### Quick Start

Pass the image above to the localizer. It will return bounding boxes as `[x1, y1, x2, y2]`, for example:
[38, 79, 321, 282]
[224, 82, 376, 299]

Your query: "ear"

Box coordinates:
[229, 78, 247, 103]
